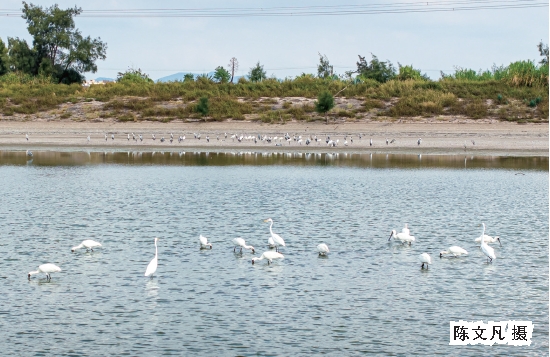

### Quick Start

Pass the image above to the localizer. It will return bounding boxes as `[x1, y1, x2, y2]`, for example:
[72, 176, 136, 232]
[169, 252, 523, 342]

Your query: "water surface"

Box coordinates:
[0, 152, 547, 356]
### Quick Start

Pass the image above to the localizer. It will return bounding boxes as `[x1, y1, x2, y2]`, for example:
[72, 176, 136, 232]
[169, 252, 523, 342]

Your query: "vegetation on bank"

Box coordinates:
[0, 3, 547, 123]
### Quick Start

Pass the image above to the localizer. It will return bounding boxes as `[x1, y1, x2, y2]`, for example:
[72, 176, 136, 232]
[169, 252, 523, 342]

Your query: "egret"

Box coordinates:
[268, 237, 276, 249]
[71, 239, 102, 252]
[252, 251, 284, 265]
[317, 243, 330, 256]
[389, 229, 415, 245]
[199, 235, 213, 249]
[232, 238, 255, 253]
[28, 264, 61, 281]
[479, 223, 496, 263]
[264, 218, 285, 252]
[474, 226, 501, 246]
[144, 237, 160, 278]
[420, 253, 432, 269]
[440, 246, 468, 258]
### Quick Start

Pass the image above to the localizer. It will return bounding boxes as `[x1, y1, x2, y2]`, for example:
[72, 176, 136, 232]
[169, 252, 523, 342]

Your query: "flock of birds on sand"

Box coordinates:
[28, 218, 500, 281]
[22, 132, 435, 149]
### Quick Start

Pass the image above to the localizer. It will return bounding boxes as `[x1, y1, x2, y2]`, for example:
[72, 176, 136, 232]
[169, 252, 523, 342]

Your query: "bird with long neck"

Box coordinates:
[71, 239, 102, 252]
[479, 223, 496, 263]
[252, 251, 284, 265]
[232, 238, 254, 253]
[263, 218, 285, 252]
[28, 264, 61, 281]
[144, 238, 159, 278]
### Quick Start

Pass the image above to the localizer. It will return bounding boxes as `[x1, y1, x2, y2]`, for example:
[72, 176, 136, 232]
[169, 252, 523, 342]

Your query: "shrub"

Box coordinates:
[315, 90, 335, 124]
[196, 97, 209, 116]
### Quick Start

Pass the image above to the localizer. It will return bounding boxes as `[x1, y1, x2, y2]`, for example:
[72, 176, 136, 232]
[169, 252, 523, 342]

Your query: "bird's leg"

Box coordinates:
[240, 248, 243, 253]
[91, 248, 94, 252]
[233, 247, 236, 252]
[421, 263, 424, 269]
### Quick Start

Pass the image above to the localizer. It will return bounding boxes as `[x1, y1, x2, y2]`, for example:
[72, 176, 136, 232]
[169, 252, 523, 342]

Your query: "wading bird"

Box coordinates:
[232, 238, 255, 253]
[474, 226, 501, 246]
[440, 246, 468, 258]
[144, 238, 160, 278]
[28, 264, 61, 281]
[199, 235, 213, 249]
[317, 243, 330, 256]
[252, 251, 284, 265]
[420, 253, 432, 269]
[264, 218, 285, 252]
[71, 239, 102, 252]
[479, 223, 496, 263]
[26, 133, 29, 141]
[389, 228, 415, 245]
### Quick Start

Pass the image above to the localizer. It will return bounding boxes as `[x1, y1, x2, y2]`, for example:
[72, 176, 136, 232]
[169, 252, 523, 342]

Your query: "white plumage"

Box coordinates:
[252, 251, 284, 265]
[199, 235, 212, 249]
[440, 246, 468, 258]
[232, 238, 255, 253]
[479, 223, 496, 263]
[28, 263, 62, 281]
[420, 253, 432, 269]
[317, 243, 330, 256]
[144, 238, 159, 277]
[264, 218, 285, 252]
[71, 239, 102, 252]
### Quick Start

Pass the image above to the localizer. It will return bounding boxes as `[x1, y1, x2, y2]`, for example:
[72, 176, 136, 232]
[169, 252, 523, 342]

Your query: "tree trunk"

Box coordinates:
[325, 112, 328, 125]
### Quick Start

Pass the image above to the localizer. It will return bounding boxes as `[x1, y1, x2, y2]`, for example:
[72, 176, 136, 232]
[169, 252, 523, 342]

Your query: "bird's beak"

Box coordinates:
[263, 219, 268, 222]
[388, 232, 393, 241]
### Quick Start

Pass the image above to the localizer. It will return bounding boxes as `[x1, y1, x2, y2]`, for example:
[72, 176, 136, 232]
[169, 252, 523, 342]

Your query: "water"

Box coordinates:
[0, 151, 547, 356]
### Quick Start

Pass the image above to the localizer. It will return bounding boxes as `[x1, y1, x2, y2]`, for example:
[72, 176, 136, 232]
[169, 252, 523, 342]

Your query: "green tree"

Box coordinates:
[0, 38, 9, 75]
[538, 41, 549, 66]
[7, 37, 37, 74]
[183, 73, 194, 82]
[196, 97, 209, 116]
[116, 68, 153, 83]
[315, 90, 335, 124]
[396, 63, 429, 81]
[248, 61, 266, 82]
[355, 54, 396, 83]
[21, 2, 107, 83]
[317, 52, 334, 79]
[213, 66, 231, 83]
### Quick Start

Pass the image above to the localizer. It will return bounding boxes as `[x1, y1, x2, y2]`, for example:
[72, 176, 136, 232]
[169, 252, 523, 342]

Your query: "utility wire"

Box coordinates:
[0, 0, 546, 17]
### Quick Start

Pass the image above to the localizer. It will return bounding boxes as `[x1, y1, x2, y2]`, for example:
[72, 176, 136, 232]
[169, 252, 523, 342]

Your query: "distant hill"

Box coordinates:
[156, 72, 244, 83]
[95, 77, 115, 82]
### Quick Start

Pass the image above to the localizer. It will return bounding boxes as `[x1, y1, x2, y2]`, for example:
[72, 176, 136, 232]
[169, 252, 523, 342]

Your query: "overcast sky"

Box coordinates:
[1, 0, 548, 80]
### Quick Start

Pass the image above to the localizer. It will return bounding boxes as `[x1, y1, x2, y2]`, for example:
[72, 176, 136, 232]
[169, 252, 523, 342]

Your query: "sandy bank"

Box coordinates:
[0, 120, 547, 156]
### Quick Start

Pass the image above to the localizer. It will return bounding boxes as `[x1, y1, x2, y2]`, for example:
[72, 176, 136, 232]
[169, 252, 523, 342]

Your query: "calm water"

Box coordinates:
[0, 151, 547, 356]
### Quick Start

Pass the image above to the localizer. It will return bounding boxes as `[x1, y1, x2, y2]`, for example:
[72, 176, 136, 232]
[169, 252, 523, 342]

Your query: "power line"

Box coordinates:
[0, 0, 546, 17]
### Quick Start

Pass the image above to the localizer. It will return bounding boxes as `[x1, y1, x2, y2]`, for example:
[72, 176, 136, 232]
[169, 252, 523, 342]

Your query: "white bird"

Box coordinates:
[28, 263, 61, 281]
[144, 237, 160, 278]
[317, 243, 330, 256]
[474, 226, 502, 246]
[232, 238, 255, 253]
[420, 253, 432, 269]
[479, 223, 496, 263]
[389, 229, 415, 245]
[199, 235, 212, 249]
[264, 218, 285, 252]
[105, 134, 107, 141]
[87, 135, 90, 142]
[401, 223, 410, 236]
[111, 134, 114, 140]
[26, 133, 29, 141]
[251, 251, 284, 265]
[370, 138, 373, 146]
[71, 239, 102, 252]
[152, 134, 156, 140]
[127, 133, 130, 141]
[268, 237, 276, 249]
[440, 246, 468, 258]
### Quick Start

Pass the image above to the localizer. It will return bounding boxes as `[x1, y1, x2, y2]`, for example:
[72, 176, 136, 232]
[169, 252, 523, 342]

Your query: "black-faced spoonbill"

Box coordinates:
[28, 264, 61, 281]
[199, 235, 212, 249]
[420, 253, 432, 269]
[317, 243, 330, 256]
[252, 251, 284, 265]
[71, 240, 102, 252]
[439, 246, 468, 258]
[232, 238, 255, 254]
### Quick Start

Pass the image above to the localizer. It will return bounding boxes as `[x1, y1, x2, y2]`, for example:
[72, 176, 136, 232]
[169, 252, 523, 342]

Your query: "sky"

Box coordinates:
[0, 0, 548, 81]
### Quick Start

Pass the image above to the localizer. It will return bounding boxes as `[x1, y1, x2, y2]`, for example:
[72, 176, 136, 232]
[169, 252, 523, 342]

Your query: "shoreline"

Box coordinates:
[0, 120, 547, 157]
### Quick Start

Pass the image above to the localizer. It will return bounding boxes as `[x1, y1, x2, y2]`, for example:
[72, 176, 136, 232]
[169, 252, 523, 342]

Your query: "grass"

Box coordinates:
[0, 71, 547, 122]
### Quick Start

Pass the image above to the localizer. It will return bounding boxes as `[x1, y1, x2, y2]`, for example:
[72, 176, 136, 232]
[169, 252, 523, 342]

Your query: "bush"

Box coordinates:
[196, 97, 209, 116]
[315, 90, 335, 124]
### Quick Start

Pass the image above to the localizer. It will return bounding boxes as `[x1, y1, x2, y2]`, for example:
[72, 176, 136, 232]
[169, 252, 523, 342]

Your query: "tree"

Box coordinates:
[213, 66, 231, 83]
[21, 2, 107, 83]
[538, 41, 549, 66]
[116, 68, 153, 83]
[396, 63, 429, 81]
[248, 61, 266, 82]
[317, 52, 334, 79]
[7, 37, 37, 74]
[355, 54, 396, 83]
[228, 57, 239, 83]
[183, 73, 194, 82]
[196, 97, 209, 116]
[315, 90, 335, 124]
[0, 38, 9, 75]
